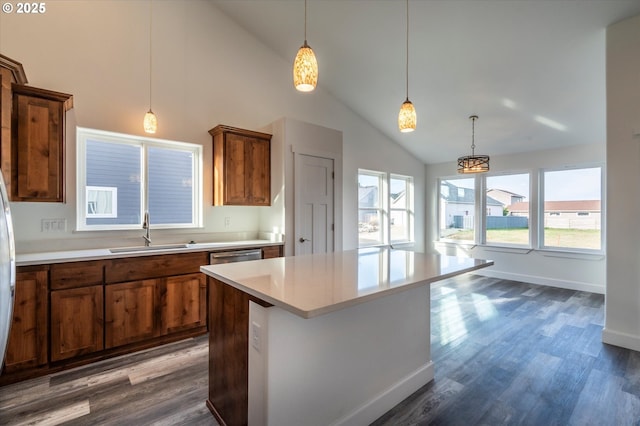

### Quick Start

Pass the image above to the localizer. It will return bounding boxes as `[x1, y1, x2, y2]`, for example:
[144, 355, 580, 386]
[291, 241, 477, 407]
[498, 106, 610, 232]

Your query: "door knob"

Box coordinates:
[299, 237, 309, 243]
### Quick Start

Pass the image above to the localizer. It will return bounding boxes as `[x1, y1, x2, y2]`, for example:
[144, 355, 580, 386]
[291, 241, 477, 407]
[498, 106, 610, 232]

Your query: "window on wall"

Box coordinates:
[358, 170, 413, 247]
[358, 171, 385, 246]
[390, 174, 413, 243]
[542, 167, 602, 251]
[76, 127, 202, 231]
[439, 177, 475, 242]
[485, 173, 530, 247]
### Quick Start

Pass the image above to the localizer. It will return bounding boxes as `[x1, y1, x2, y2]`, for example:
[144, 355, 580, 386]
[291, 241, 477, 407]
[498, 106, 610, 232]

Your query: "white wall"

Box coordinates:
[603, 14, 640, 351]
[0, 0, 425, 253]
[426, 143, 606, 294]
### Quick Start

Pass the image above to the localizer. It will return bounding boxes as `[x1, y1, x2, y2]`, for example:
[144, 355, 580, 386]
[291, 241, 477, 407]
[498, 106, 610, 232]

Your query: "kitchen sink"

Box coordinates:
[109, 244, 189, 253]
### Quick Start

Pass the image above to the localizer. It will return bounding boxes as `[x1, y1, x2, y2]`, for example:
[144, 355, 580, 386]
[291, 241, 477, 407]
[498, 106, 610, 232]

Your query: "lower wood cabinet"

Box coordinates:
[105, 273, 206, 349]
[4, 268, 48, 372]
[105, 280, 157, 349]
[160, 273, 206, 335]
[50, 285, 104, 362]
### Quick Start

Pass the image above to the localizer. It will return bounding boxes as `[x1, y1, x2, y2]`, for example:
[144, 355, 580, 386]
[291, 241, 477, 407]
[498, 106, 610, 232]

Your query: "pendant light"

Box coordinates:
[293, 0, 318, 92]
[143, 0, 157, 134]
[398, 0, 416, 132]
[457, 115, 490, 173]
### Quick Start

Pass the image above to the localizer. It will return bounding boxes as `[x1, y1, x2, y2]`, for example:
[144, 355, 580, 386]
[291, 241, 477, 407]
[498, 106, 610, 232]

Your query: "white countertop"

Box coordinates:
[16, 240, 283, 266]
[200, 247, 493, 318]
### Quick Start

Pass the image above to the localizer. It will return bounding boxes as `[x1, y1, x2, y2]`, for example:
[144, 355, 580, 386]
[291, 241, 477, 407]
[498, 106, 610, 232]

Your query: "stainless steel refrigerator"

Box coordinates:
[0, 172, 15, 370]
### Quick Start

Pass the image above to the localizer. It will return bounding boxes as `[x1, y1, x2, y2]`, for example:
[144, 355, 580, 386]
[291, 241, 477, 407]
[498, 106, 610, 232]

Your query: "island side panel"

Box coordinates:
[207, 277, 271, 426]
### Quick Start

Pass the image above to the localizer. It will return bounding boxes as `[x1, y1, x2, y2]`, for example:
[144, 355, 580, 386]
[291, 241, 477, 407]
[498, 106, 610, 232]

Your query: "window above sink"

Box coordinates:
[76, 127, 203, 232]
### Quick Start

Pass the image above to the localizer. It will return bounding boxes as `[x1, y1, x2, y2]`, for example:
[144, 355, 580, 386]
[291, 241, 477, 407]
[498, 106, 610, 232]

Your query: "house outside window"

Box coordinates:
[485, 173, 530, 247]
[76, 127, 203, 231]
[358, 170, 414, 247]
[439, 177, 475, 242]
[541, 166, 602, 251]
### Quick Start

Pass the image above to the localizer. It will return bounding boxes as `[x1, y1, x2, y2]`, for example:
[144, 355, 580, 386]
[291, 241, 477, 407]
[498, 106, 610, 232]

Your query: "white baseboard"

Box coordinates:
[474, 269, 605, 294]
[602, 328, 640, 352]
[334, 361, 435, 426]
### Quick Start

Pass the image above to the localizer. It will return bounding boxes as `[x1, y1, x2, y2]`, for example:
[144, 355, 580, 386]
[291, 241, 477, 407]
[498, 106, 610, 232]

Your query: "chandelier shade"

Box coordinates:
[458, 115, 489, 173]
[398, 98, 416, 133]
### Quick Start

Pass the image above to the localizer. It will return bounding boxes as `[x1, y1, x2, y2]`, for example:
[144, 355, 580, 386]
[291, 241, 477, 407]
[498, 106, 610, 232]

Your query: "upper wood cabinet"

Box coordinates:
[209, 125, 271, 206]
[11, 84, 72, 202]
[0, 55, 27, 199]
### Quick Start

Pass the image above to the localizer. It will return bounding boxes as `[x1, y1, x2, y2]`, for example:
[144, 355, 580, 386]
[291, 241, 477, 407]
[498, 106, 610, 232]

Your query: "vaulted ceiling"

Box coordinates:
[211, 0, 640, 164]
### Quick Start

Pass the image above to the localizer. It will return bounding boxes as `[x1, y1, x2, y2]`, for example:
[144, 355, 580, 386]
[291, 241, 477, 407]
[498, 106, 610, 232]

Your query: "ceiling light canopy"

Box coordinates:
[144, 0, 157, 134]
[293, 0, 318, 92]
[458, 115, 490, 174]
[398, 0, 415, 133]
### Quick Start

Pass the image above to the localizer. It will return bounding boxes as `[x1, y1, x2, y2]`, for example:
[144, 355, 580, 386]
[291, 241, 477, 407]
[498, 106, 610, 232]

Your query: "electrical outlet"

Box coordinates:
[41, 218, 66, 233]
[251, 321, 261, 352]
[224, 216, 231, 228]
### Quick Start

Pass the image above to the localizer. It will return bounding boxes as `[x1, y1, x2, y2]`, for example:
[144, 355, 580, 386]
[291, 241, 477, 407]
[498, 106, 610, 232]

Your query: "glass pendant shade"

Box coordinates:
[293, 41, 318, 92]
[144, 110, 157, 134]
[398, 99, 417, 132]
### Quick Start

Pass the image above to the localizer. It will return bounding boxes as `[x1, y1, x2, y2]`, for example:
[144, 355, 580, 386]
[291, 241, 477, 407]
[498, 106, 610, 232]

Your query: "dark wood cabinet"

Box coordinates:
[209, 125, 271, 206]
[159, 273, 207, 335]
[262, 245, 283, 259]
[11, 84, 72, 202]
[0, 55, 27, 199]
[105, 280, 157, 348]
[50, 285, 104, 362]
[3, 268, 48, 373]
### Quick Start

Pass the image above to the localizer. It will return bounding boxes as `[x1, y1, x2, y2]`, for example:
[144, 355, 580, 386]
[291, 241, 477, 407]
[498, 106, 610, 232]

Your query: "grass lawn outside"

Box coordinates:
[443, 228, 601, 250]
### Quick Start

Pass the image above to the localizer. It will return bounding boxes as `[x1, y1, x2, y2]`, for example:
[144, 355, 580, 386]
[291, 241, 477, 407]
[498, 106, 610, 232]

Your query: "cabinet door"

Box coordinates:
[224, 133, 249, 205]
[13, 92, 65, 201]
[3, 269, 48, 372]
[105, 280, 157, 349]
[159, 273, 206, 335]
[247, 137, 270, 205]
[51, 285, 104, 362]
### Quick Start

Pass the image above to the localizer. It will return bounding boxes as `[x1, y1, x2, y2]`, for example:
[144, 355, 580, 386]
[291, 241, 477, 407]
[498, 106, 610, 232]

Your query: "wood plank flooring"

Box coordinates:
[373, 274, 640, 425]
[0, 274, 637, 425]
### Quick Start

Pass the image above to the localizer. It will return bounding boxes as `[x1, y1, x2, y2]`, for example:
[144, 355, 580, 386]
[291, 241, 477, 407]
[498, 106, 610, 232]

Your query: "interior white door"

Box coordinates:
[294, 154, 334, 255]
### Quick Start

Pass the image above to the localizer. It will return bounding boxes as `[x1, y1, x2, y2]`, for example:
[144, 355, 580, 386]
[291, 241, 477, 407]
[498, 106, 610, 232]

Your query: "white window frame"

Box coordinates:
[76, 127, 203, 231]
[437, 175, 477, 243]
[539, 164, 604, 254]
[358, 170, 414, 248]
[483, 171, 532, 249]
[389, 174, 414, 244]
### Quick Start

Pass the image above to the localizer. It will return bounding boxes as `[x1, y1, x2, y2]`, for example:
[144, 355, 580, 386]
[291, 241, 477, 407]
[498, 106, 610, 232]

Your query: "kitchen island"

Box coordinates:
[200, 248, 493, 426]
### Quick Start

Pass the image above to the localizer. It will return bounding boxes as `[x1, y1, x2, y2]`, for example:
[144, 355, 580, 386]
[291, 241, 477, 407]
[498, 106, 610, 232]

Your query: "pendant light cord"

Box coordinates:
[470, 115, 477, 155]
[149, 0, 153, 110]
[405, 0, 409, 100]
[304, 0, 308, 45]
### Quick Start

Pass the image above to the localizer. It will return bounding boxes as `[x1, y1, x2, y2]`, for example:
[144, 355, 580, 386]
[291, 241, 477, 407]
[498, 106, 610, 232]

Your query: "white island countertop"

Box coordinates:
[200, 247, 493, 318]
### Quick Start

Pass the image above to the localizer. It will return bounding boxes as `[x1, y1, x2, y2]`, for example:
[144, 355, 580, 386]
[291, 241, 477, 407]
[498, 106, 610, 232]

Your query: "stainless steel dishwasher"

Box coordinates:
[210, 248, 262, 264]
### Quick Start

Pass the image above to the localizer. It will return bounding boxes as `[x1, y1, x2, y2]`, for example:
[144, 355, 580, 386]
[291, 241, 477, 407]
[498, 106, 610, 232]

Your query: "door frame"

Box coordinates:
[285, 146, 343, 257]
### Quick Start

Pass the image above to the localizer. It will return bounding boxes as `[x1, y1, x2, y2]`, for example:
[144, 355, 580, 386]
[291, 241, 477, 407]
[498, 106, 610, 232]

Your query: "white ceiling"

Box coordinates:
[211, 0, 640, 164]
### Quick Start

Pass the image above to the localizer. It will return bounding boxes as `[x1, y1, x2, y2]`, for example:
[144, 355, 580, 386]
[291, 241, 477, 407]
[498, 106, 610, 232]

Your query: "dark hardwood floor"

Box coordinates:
[0, 274, 637, 425]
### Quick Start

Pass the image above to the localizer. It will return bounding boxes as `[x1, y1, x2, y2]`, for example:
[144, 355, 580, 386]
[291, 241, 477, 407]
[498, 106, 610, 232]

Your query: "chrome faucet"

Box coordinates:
[142, 211, 151, 246]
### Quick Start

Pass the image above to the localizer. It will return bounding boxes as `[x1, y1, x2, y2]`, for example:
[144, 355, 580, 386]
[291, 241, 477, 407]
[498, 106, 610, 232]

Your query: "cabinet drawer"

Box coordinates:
[50, 260, 104, 290]
[105, 252, 208, 284]
[262, 246, 282, 259]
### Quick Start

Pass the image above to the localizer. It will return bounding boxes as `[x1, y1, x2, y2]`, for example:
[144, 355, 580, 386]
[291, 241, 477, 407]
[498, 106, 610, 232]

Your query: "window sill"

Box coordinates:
[478, 245, 532, 254]
[538, 249, 605, 261]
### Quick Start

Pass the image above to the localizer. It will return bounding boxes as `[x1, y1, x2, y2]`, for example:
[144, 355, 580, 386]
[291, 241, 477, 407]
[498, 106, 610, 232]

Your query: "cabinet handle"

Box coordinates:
[298, 238, 309, 243]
